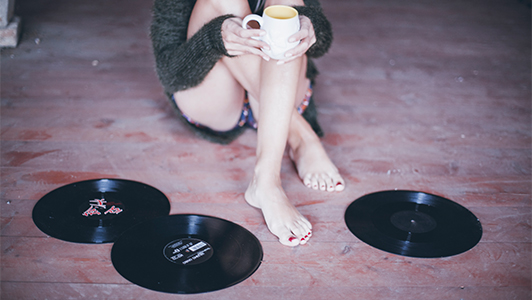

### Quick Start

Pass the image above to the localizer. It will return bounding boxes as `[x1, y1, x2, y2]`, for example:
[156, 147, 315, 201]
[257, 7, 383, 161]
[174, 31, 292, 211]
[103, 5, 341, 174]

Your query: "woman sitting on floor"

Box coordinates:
[150, 0, 345, 246]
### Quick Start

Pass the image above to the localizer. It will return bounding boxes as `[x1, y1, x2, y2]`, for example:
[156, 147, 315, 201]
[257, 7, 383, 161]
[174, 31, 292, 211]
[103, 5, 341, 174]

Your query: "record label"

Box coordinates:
[390, 209, 436, 234]
[163, 238, 213, 266]
[78, 197, 125, 219]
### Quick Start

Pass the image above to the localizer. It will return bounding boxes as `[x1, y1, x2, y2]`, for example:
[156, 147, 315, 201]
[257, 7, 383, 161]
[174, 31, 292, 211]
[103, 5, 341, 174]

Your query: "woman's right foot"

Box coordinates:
[245, 175, 312, 246]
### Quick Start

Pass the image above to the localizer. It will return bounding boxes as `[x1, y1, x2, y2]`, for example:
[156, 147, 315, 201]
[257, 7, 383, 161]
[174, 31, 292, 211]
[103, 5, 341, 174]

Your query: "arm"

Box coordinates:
[295, 0, 333, 58]
[150, 0, 233, 94]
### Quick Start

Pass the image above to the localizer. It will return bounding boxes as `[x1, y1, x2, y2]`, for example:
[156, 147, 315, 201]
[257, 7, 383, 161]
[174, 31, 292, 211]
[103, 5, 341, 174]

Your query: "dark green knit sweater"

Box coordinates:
[150, 0, 333, 144]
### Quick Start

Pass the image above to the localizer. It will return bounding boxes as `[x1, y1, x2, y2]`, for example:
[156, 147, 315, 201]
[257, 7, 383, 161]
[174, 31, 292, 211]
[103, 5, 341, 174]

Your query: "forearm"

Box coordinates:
[295, 0, 333, 58]
[150, 0, 233, 94]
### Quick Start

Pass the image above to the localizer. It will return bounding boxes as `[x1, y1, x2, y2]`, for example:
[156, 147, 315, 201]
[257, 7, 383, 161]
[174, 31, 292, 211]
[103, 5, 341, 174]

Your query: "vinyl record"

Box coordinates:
[32, 178, 170, 243]
[345, 190, 482, 258]
[111, 214, 263, 294]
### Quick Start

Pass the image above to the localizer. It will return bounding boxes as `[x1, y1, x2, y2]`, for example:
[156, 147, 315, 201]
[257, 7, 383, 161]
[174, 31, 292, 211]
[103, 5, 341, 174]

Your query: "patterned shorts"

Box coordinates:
[176, 83, 313, 133]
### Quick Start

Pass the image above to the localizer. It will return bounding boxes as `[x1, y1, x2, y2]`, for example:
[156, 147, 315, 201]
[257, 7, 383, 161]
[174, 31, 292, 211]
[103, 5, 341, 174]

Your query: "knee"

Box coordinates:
[207, 0, 252, 17]
[264, 0, 305, 7]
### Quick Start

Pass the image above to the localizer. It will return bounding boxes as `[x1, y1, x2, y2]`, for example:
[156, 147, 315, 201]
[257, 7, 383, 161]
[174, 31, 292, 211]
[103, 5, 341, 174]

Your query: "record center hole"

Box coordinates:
[390, 210, 437, 233]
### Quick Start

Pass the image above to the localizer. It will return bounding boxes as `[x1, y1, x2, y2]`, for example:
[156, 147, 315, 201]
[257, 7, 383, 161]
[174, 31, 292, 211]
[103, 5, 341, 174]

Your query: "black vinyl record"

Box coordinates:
[32, 178, 170, 243]
[345, 190, 482, 258]
[111, 214, 263, 294]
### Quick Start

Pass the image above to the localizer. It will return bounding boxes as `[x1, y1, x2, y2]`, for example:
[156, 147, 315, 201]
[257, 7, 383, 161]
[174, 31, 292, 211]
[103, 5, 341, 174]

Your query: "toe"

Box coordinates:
[279, 235, 300, 247]
[303, 174, 312, 188]
[311, 176, 319, 190]
[325, 177, 335, 192]
[332, 174, 345, 192]
[335, 180, 345, 191]
[300, 230, 313, 245]
[319, 180, 327, 191]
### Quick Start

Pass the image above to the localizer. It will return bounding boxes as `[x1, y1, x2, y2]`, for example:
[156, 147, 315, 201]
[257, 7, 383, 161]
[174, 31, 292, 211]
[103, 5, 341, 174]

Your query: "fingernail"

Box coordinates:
[285, 52, 292, 58]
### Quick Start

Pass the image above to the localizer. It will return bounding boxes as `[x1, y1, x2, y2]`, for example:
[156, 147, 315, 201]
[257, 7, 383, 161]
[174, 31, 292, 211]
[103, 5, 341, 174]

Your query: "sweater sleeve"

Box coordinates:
[295, 0, 333, 58]
[150, 0, 234, 94]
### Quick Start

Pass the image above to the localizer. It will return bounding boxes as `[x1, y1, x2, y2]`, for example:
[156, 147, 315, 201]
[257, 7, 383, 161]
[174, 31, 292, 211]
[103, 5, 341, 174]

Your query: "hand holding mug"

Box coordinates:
[280, 15, 316, 63]
[242, 5, 301, 60]
[221, 17, 271, 61]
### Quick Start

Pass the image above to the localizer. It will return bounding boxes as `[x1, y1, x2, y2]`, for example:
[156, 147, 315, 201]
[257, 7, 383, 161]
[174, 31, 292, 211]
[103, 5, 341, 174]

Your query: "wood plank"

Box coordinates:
[1, 237, 529, 287]
[1, 0, 530, 298]
[2, 200, 530, 244]
[0, 282, 530, 300]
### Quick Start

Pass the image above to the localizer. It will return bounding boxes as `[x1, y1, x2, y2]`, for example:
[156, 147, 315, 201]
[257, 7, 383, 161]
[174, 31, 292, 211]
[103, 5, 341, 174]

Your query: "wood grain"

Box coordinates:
[1, 0, 530, 299]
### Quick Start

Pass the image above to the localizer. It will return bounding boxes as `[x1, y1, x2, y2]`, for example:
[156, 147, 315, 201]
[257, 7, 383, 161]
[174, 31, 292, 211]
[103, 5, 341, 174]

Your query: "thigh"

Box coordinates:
[173, 0, 253, 132]
[173, 61, 246, 132]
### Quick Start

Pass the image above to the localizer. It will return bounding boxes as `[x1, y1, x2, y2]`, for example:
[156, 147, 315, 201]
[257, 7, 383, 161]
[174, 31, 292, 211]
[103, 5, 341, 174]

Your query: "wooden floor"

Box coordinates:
[1, 0, 530, 299]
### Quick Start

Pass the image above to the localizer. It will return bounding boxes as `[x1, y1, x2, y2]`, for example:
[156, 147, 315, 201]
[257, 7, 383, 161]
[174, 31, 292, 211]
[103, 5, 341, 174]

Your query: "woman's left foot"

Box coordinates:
[289, 133, 345, 192]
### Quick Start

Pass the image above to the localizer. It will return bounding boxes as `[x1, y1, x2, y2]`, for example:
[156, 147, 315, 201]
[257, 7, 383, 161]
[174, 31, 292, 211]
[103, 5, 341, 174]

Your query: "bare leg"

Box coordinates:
[244, 57, 314, 246]
[243, 60, 344, 246]
[176, 0, 343, 246]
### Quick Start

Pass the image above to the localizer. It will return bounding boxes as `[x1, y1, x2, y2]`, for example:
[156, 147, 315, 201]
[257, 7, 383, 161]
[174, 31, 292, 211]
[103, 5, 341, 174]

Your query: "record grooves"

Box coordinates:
[32, 179, 170, 244]
[345, 190, 482, 258]
[111, 214, 263, 294]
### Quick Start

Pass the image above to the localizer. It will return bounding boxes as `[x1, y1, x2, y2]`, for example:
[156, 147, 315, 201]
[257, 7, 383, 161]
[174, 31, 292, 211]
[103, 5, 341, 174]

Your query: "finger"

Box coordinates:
[228, 45, 270, 61]
[228, 29, 271, 51]
[223, 19, 270, 50]
[238, 27, 266, 39]
[287, 28, 307, 43]
[282, 40, 310, 60]
[227, 41, 271, 61]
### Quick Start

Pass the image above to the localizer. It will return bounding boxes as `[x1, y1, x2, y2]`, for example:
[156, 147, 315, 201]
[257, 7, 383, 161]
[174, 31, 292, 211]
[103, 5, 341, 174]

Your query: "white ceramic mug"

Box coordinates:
[242, 5, 300, 60]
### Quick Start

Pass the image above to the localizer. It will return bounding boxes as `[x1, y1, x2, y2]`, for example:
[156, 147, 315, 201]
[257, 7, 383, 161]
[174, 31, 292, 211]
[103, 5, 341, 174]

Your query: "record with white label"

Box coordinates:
[32, 179, 170, 243]
[111, 214, 263, 294]
[345, 190, 482, 258]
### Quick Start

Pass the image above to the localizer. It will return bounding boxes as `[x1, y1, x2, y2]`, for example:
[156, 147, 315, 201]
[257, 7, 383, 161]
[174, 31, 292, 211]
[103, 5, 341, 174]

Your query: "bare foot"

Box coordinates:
[289, 135, 345, 192]
[245, 177, 312, 246]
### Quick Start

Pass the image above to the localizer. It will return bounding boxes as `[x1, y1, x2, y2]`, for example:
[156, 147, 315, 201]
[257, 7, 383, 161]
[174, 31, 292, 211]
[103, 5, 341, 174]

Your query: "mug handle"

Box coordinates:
[242, 14, 263, 30]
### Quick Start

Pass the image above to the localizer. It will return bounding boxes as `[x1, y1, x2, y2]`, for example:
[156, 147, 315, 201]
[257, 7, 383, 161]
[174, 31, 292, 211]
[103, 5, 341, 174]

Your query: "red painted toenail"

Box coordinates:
[301, 238, 305, 241]
[289, 237, 296, 242]
[336, 182, 342, 186]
